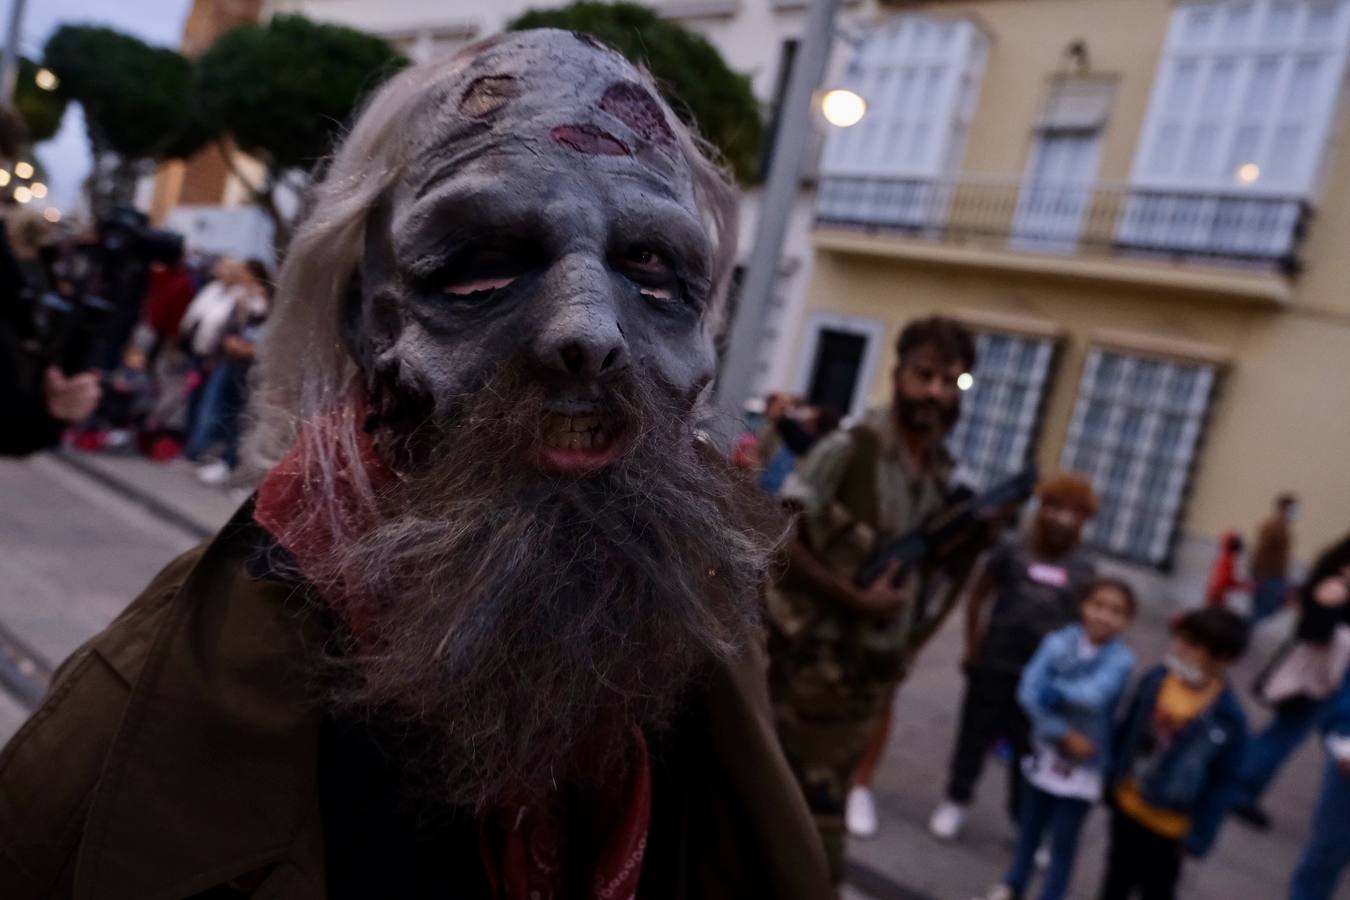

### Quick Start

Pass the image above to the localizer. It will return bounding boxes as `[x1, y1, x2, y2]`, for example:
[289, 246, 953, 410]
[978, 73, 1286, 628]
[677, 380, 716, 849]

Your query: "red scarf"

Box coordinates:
[254, 415, 652, 899]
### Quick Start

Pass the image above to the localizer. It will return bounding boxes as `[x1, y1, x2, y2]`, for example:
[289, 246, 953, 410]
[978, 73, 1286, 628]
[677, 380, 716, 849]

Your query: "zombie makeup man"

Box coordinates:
[0, 30, 834, 900]
[253, 26, 782, 807]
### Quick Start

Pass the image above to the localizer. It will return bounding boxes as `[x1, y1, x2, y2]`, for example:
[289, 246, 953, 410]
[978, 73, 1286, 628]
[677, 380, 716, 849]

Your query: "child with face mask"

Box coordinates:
[1099, 608, 1250, 900]
[978, 578, 1138, 900]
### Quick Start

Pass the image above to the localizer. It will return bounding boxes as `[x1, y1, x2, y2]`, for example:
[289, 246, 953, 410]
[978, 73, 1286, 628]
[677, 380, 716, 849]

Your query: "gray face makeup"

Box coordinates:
[348, 30, 717, 473]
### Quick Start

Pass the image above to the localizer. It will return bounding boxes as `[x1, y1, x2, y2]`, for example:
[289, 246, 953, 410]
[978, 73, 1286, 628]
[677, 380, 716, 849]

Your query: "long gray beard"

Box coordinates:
[305, 363, 782, 809]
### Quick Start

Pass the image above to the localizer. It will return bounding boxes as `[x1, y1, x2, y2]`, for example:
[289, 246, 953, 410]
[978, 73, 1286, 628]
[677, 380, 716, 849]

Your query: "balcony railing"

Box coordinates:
[815, 174, 1310, 274]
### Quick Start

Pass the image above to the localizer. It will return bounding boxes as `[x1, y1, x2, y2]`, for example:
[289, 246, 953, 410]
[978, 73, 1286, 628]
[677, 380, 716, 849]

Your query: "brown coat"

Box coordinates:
[0, 508, 831, 900]
[1252, 513, 1292, 582]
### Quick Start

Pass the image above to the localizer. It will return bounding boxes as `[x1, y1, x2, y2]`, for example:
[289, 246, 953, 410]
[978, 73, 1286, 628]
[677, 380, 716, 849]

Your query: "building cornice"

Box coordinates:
[812, 228, 1293, 307]
[1089, 328, 1233, 367]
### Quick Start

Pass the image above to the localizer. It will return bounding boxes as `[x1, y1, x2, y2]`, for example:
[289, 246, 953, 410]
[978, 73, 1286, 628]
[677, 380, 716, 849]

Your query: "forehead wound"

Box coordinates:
[418, 33, 688, 183]
[546, 82, 675, 157]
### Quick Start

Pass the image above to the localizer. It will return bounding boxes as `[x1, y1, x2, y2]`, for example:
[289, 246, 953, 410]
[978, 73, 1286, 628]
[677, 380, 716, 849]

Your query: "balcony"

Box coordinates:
[815, 175, 1310, 280]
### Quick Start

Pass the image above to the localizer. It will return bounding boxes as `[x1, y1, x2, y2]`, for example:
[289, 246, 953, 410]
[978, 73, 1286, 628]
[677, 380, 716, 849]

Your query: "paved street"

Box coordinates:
[0, 451, 231, 743]
[0, 449, 1342, 898]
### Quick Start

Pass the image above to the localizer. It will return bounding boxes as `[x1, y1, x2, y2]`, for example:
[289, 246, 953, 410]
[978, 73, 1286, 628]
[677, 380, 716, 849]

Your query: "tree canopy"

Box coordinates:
[192, 14, 407, 249]
[43, 25, 194, 163]
[195, 14, 407, 175]
[16, 57, 68, 145]
[508, 2, 764, 183]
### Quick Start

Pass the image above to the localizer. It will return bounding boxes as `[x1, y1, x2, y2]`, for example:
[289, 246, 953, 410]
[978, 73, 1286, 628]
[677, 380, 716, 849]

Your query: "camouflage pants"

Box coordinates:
[773, 702, 883, 885]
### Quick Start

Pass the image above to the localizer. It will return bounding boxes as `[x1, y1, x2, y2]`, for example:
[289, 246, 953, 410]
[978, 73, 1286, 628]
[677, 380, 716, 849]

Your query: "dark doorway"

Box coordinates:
[807, 328, 866, 416]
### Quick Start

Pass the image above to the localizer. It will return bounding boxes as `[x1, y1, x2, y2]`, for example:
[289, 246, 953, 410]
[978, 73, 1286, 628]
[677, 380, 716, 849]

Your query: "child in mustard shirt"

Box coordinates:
[1100, 608, 1249, 899]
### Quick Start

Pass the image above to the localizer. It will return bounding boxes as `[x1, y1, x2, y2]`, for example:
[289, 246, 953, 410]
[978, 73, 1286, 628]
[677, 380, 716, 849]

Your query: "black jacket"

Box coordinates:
[0, 220, 63, 457]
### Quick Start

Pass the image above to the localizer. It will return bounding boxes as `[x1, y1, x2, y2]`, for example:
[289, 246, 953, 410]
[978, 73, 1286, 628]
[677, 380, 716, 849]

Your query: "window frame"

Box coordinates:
[1059, 345, 1223, 569]
[1130, 0, 1350, 198]
[946, 328, 1062, 492]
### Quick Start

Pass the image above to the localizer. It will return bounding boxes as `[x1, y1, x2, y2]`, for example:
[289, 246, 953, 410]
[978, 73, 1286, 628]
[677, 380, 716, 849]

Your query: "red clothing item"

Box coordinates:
[142, 264, 196, 339]
[480, 731, 651, 900]
[254, 413, 652, 898]
[1205, 532, 1250, 609]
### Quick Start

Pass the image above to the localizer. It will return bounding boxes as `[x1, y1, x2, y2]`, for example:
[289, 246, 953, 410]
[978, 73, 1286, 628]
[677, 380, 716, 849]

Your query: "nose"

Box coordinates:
[533, 305, 630, 379]
[532, 252, 633, 379]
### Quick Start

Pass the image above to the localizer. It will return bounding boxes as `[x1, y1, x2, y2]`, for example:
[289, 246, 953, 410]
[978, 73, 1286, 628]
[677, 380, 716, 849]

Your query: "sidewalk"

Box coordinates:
[847, 603, 1334, 900]
[52, 447, 242, 539]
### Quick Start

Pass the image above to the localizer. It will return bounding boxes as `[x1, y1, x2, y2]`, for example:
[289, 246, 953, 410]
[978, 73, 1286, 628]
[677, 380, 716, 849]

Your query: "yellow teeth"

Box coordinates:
[542, 412, 612, 450]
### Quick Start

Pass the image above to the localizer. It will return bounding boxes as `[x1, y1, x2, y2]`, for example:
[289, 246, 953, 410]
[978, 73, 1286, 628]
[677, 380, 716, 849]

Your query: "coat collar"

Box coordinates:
[75, 504, 326, 900]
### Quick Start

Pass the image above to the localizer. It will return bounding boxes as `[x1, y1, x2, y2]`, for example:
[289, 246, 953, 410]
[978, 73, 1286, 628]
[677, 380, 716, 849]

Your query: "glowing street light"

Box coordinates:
[29, 181, 45, 199]
[43, 207, 60, 223]
[821, 88, 867, 128]
[14, 160, 32, 179]
[957, 372, 975, 392]
[34, 67, 57, 91]
[13, 185, 31, 203]
[0, 170, 10, 187]
[1237, 162, 1260, 184]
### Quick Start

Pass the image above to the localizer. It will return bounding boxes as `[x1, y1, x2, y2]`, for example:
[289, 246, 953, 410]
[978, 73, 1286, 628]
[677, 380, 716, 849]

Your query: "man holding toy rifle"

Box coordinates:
[767, 315, 1033, 882]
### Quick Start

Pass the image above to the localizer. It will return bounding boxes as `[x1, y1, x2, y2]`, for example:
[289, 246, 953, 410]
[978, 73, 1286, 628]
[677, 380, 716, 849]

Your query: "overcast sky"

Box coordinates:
[9, 0, 193, 214]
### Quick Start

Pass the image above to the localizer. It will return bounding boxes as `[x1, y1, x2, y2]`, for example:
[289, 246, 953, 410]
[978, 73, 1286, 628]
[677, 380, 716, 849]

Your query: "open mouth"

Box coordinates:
[538, 411, 625, 473]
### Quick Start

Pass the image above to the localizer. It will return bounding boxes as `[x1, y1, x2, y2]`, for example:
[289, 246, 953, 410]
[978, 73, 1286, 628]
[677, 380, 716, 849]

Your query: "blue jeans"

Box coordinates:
[1237, 697, 1324, 805]
[184, 363, 247, 468]
[1252, 577, 1288, 622]
[1290, 756, 1350, 900]
[1004, 783, 1091, 900]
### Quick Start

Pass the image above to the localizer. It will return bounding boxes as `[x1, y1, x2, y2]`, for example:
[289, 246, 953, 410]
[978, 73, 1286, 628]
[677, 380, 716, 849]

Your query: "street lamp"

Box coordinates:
[13, 185, 31, 204]
[14, 160, 32, 179]
[34, 67, 57, 91]
[43, 207, 60, 223]
[820, 88, 866, 128]
[0, 170, 10, 187]
[29, 181, 45, 199]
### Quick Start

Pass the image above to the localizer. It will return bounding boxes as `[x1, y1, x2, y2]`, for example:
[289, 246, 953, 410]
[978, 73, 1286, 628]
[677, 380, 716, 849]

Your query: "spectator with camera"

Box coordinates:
[0, 205, 101, 457]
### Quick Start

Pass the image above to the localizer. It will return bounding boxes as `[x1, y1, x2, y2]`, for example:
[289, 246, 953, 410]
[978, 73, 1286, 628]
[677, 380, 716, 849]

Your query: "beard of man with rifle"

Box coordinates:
[768, 315, 992, 883]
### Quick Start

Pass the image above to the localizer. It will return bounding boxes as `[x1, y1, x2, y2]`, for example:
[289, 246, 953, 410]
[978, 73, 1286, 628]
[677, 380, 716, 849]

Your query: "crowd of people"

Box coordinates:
[0, 203, 272, 487]
[754, 315, 1350, 899]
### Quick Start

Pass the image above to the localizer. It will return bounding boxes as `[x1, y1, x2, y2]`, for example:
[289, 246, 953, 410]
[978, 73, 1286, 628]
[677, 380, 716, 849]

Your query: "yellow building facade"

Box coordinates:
[789, 0, 1350, 579]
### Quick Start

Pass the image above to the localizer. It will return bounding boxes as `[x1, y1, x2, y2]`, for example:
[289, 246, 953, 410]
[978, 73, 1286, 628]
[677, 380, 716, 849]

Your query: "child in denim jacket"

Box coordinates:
[979, 578, 1137, 900]
[1101, 608, 1249, 900]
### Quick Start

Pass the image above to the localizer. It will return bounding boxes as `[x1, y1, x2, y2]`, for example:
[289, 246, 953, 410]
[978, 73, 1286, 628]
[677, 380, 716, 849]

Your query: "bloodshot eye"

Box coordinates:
[626, 247, 667, 272]
[439, 244, 534, 298]
[617, 245, 678, 302]
[444, 275, 516, 296]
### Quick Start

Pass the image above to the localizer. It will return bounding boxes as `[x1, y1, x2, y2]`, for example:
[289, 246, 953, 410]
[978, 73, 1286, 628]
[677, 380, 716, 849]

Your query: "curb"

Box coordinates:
[50, 449, 218, 542]
[0, 622, 51, 710]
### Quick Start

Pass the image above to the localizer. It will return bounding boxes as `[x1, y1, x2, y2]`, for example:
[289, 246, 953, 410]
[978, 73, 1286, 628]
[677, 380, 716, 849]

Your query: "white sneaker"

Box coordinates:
[928, 800, 967, 841]
[196, 460, 231, 486]
[845, 785, 879, 838]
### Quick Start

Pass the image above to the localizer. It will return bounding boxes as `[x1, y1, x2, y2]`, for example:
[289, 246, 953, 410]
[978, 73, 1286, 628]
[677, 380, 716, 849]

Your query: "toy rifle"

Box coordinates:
[854, 466, 1039, 589]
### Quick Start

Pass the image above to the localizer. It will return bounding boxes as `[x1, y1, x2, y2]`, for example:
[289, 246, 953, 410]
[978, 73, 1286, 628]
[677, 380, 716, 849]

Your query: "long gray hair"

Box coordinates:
[244, 33, 740, 496]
